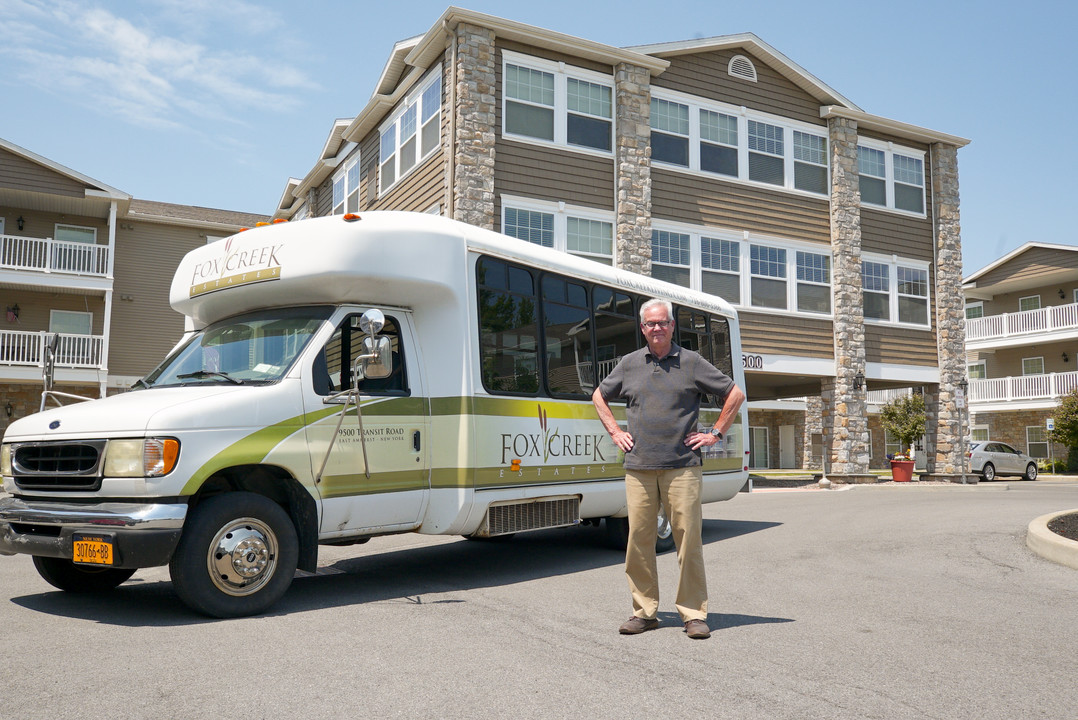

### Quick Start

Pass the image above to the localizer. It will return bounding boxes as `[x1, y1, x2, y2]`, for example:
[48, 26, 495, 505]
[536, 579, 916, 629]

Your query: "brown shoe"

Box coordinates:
[619, 616, 659, 634]
[684, 619, 711, 639]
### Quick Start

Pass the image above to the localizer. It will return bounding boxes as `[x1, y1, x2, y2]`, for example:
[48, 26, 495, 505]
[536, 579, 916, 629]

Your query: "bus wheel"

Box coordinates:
[32, 556, 135, 593]
[604, 507, 676, 554]
[169, 492, 298, 618]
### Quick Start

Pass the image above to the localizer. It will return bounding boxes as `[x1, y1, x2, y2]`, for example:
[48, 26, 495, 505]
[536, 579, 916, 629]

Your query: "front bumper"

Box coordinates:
[0, 496, 188, 569]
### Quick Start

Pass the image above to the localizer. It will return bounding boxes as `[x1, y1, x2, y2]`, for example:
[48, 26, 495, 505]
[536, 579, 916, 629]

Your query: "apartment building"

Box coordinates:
[0, 137, 267, 431]
[272, 7, 970, 480]
[964, 242, 1078, 464]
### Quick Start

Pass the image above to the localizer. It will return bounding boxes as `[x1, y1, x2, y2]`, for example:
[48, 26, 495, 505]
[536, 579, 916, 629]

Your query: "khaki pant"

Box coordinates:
[624, 466, 707, 622]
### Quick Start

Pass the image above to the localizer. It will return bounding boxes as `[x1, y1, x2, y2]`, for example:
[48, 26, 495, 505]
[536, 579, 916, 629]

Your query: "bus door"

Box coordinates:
[304, 310, 430, 535]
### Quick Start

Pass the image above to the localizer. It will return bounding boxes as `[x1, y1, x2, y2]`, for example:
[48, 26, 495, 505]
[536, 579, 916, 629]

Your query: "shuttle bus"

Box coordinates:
[0, 212, 748, 617]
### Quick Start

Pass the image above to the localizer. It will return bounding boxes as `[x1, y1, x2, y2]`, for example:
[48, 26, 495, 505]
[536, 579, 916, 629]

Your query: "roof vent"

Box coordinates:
[728, 55, 757, 82]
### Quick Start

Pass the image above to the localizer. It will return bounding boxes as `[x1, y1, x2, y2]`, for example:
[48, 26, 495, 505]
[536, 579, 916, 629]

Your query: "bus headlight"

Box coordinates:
[104, 438, 180, 477]
[1, 444, 11, 476]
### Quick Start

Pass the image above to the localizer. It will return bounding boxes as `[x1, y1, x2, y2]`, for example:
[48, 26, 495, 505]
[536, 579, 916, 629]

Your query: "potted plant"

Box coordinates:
[880, 393, 927, 482]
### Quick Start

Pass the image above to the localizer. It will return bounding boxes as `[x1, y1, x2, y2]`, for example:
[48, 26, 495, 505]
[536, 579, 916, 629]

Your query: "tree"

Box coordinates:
[879, 393, 927, 458]
[1048, 387, 1078, 471]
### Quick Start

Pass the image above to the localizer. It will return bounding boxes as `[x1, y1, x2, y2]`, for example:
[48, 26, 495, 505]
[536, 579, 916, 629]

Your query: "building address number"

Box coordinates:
[742, 353, 764, 370]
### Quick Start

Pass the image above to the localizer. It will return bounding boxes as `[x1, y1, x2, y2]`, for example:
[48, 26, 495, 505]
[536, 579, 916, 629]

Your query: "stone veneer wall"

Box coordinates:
[826, 116, 869, 475]
[928, 143, 966, 475]
[1, 383, 100, 434]
[451, 23, 497, 229]
[970, 409, 1067, 462]
[613, 62, 652, 276]
[803, 396, 824, 470]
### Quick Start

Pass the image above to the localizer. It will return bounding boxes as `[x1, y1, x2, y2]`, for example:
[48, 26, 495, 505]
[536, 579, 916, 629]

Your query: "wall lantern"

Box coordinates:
[16, 216, 24, 231]
[958, 378, 969, 393]
[1064, 352, 1070, 363]
[4, 402, 12, 418]
[853, 370, 865, 390]
[1060, 289, 1066, 299]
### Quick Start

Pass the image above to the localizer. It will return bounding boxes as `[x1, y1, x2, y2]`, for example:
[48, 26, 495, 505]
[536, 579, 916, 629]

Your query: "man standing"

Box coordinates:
[592, 298, 745, 639]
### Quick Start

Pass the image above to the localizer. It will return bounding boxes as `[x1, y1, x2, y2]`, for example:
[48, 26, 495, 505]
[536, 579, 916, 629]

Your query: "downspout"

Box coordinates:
[99, 200, 117, 397]
[444, 18, 456, 218]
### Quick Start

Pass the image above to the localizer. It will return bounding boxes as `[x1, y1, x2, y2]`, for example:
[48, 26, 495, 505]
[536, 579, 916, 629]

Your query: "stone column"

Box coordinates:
[926, 142, 972, 481]
[452, 23, 496, 230]
[803, 395, 824, 470]
[825, 116, 873, 482]
[613, 62, 652, 275]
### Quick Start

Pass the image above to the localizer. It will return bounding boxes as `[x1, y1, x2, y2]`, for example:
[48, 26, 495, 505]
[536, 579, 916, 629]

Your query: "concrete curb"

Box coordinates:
[1026, 508, 1078, 570]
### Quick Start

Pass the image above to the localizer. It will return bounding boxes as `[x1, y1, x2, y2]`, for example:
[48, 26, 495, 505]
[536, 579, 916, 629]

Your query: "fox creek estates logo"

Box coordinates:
[500, 404, 608, 465]
[189, 236, 284, 297]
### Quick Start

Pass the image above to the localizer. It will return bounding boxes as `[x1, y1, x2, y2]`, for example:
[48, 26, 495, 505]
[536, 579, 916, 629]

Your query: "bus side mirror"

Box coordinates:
[352, 308, 393, 384]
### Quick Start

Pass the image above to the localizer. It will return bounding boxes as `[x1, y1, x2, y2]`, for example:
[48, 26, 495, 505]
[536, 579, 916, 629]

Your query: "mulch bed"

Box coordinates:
[1048, 513, 1078, 542]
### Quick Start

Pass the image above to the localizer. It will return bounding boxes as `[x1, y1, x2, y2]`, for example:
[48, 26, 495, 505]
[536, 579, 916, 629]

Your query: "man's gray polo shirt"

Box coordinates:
[598, 343, 735, 470]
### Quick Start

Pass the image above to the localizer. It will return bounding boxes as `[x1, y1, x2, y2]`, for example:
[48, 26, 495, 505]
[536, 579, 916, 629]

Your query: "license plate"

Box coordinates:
[72, 533, 114, 565]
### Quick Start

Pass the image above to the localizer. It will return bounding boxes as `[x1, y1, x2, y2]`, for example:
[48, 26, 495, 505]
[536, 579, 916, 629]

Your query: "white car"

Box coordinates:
[967, 442, 1038, 481]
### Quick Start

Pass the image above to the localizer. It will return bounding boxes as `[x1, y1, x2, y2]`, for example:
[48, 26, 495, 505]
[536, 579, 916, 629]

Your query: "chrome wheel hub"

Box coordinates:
[208, 518, 278, 596]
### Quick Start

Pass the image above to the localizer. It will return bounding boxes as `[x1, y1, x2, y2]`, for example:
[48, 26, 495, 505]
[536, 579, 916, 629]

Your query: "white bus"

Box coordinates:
[0, 212, 748, 617]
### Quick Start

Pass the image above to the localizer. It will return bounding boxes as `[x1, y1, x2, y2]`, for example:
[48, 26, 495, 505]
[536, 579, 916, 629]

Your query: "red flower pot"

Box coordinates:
[890, 459, 915, 482]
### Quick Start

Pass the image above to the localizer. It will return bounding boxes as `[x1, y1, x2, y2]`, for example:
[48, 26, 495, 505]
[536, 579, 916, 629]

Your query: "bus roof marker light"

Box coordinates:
[343, 213, 362, 222]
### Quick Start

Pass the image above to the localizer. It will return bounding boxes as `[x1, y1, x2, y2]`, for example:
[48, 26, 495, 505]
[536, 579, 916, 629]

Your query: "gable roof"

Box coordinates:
[963, 241, 1078, 299]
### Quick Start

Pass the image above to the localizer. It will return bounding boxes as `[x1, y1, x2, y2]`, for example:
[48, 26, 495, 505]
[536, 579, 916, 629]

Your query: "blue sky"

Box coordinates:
[1, 0, 1074, 275]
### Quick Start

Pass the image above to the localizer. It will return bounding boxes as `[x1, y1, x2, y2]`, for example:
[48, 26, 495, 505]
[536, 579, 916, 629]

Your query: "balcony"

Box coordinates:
[966, 302, 1078, 347]
[0, 329, 105, 370]
[969, 370, 1078, 407]
[1, 233, 111, 278]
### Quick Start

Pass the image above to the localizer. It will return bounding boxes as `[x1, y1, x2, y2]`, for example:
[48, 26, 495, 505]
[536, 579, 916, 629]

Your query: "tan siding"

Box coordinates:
[370, 149, 445, 212]
[315, 175, 333, 217]
[5, 290, 106, 335]
[976, 247, 1078, 288]
[109, 223, 206, 375]
[654, 49, 823, 126]
[981, 285, 1076, 316]
[652, 168, 830, 243]
[0, 210, 108, 245]
[864, 326, 936, 366]
[359, 130, 379, 211]
[0, 147, 88, 197]
[989, 347, 1073, 378]
[498, 39, 611, 75]
[740, 313, 833, 359]
[860, 207, 934, 261]
[495, 141, 614, 211]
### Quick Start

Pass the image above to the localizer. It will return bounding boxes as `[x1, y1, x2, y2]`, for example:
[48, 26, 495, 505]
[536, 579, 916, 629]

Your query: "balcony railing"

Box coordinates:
[0, 234, 110, 277]
[969, 371, 1078, 404]
[0, 329, 105, 369]
[966, 302, 1078, 342]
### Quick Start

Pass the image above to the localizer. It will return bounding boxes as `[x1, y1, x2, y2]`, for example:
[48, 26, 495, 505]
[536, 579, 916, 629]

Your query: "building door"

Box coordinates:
[749, 427, 769, 469]
[779, 425, 795, 468]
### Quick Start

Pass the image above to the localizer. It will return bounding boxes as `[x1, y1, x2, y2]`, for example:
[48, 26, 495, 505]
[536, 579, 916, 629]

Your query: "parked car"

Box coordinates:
[967, 442, 1038, 481]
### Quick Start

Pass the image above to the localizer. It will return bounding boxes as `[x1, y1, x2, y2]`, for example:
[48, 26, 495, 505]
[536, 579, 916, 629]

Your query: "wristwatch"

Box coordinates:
[709, 428, 723, 439]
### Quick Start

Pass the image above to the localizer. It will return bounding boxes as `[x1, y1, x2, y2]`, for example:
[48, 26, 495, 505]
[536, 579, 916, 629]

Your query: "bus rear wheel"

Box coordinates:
[169, 492, 298, 618]
[32, 556, 135, 593]
[604, 505, 676, 554]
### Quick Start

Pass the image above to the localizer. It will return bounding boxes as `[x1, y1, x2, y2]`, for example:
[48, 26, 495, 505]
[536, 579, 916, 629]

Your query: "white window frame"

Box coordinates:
[967, 360, 986, 379]
[650, 220, 833, 318]
[54, 224, 96, 244]
[748, 426, 769, 469]
[501, 50, 614, 157]
[856, 138, 927, 217]
[50, 309, 92, 335]
[500, 195, 615, 264]
[861, 252, 932, 329]
[332, 153, 361, 215]
[965, 301, 984, 319]
[1018, 295, 1041, 312]
[378, 66, 442, 196]
[1022, 356, 1045, 376]
[650, 86, 830, 198]
[970, 425, 989, 443]
[1026, 426, 1049, 459]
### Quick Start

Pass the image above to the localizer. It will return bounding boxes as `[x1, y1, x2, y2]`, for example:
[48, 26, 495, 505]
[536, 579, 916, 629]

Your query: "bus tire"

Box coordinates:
[32, 556, 135, 593]
[169, 492, 298, 618]
[603, 509, 676, 554]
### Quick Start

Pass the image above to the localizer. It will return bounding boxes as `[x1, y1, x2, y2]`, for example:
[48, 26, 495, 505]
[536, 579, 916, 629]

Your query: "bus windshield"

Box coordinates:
[140, 306, 332, 388]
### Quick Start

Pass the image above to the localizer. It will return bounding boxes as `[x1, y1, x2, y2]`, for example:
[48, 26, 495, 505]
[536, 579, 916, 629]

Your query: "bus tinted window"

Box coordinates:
[478, 257, 540, 394]
[593, 289, 638, 387]
[543, 277, 592, 397]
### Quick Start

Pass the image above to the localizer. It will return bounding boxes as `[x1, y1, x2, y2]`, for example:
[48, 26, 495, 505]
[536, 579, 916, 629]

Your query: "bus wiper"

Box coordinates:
[175, 370, 245, 385]
[131, 378, 151, 389]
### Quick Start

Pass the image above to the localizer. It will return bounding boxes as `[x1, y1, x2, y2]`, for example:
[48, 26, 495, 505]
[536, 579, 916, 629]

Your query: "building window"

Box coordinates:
[749, 427, 769, 469]
[862, 257, 931, 327]
[502, 197, 614, 265]
[968, 361, 986, 379]
[750, 244, 787, 309]
[651, 90, 828, 197]
[651, 98, 689, 166]
[701, 236, 740, 304]
[970, 426, 989, 442]
[50, 310, 92, 335]
[857, 141, 926, 215]
[965, 302, 984, 319]
[1022, 357, 1045, 375]
[379, 68, 442, 195]
[795, 250, 831, 314]
[503, 52, 613, 154]
[1019, 295, 1041, 312]
[1027, 426, 1049, 459]
[332, 155, 361, 215]
[651, 229, 691, 287]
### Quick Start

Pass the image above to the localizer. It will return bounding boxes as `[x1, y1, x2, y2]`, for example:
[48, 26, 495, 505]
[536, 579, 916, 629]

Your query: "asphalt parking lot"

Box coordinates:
[1, 480, 1076, 719]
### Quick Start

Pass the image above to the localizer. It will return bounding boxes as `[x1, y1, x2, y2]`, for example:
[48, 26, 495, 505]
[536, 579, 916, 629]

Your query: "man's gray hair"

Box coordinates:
[639, 298, 674, 324]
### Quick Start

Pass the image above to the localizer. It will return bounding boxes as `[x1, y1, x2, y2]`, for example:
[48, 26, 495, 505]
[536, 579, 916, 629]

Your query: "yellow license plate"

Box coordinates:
[72, 534, 114, 565]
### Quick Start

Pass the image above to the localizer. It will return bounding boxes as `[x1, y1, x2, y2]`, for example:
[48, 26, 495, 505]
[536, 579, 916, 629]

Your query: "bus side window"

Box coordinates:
[314, 314, 407, 395]
[592, 287, 638, 387]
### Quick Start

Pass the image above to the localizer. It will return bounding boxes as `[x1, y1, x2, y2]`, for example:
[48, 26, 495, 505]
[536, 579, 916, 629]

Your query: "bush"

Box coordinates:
[879, 393, 927, 456]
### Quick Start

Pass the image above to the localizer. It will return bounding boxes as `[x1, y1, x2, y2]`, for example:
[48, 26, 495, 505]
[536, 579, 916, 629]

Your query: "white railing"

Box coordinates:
[0, 234, 110, 277]
[0, 329, 105, 369]
[966, 302, 1078, 342]
[866, 388, 914, 406]
[969, 371, 1078, 403]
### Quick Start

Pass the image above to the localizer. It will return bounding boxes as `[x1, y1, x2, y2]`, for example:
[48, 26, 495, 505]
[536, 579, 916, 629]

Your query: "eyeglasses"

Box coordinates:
[642, 320, 672, 329]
